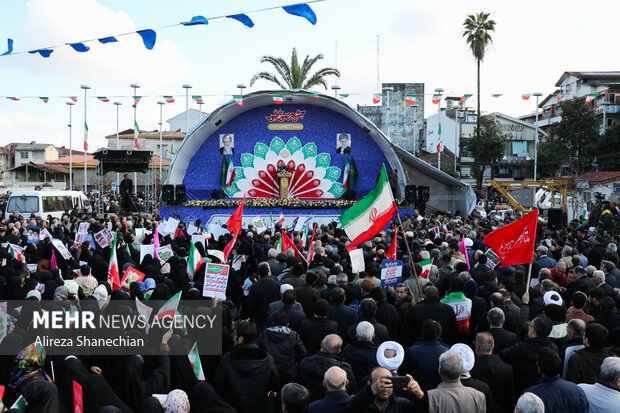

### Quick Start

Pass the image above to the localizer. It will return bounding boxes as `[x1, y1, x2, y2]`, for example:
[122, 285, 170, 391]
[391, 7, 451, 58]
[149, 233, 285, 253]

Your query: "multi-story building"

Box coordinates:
[104, 129, 185, 159]
[6, 142, 59, 167]
[167, 109, 209, 134]
[358, 83, 425, 154]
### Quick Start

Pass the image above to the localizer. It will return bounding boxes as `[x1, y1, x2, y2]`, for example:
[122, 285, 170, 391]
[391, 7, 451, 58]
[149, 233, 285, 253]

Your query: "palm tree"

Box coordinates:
[250, 48, 340, 90]
[463, 12, 496, 189]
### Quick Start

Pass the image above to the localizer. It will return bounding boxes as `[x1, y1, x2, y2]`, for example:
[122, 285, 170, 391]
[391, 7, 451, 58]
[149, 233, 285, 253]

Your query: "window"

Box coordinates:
[7, 196, 39, 213]
[34, 152, 44, 161]
[20, 152, 29, 159]
[512, 141, 528, 156]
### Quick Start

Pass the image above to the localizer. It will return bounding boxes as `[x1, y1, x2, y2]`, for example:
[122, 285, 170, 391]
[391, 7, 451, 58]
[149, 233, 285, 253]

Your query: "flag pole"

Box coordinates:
[396, 209, 422, 298]
[526, 257, 534, 293]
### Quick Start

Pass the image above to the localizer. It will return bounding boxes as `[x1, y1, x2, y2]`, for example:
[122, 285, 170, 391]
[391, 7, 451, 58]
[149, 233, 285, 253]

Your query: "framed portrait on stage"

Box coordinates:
[220, 134, 235, 155]
[336, 133, 351, 154]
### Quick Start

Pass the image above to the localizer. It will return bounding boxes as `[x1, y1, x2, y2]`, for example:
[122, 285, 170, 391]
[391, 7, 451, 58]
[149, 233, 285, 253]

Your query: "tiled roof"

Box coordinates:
[104, 129, 185, 140]
[49, 154, 170, 168]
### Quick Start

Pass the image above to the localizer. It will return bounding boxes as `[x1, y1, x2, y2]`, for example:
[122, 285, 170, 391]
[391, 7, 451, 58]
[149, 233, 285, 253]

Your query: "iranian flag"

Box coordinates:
[419, 258, 433, 278]
[492, 94, 502, 98]
[338, 94, 349, 99]
[307, 223, 317, 262]
[405, 94, 416, 105]
[154, 291, 181, 320]
[585, 94, 598, 104]
[460, 94, 472, 103]
[300, 224, 309, 247]
[233, 95, 244, 107]
[187, 242, 205, 281]
[108, 232, 121, 290]
[39, 97, 49, 103]
[522, 94, 531, 100]
[97, 96, 109, 102]
[134, 120, 141, 149]
[556, 94, 565, 101]
[192, 95, 204, 104]
[220, 156, 229, 188]
[164, 96, 175, 103]
[84, 122, 89, 151]
[70, 96, 78, 102]
[343, 156, 358, 188]
[188, 342, 205, 381]
[432, 94, 441, 104]
[373, 94, 383, 104]
[277, 212, 286, 226]
[133, 96, 141, 106]
[225, 155, 235, 186]
[307, 93, 319, 99]
[582, 208, 590, 220]
[273, 94, 284, 104]
[437, 123, 442, 152]
[7, 97, 19, 101]
[340, 165, 397, 251]
[8, 244, 23, 261]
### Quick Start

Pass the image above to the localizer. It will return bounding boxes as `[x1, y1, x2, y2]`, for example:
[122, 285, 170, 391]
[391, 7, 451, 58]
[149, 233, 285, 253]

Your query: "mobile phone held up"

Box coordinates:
[389, 376, 409, 389]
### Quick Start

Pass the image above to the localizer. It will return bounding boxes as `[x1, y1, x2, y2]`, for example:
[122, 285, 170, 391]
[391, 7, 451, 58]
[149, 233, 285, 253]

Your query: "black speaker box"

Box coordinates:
[162, 185, 174, 203]
[548, 208, 563, 230]
[405, 185, 417, 202]
[175, 185, 187, 204]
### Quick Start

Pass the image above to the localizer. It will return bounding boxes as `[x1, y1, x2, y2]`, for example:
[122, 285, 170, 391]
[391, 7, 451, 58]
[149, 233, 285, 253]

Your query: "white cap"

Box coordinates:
[280, 284, 294, 295]
[543, 291, 563, 307]
[464, 238, 473, 247]
[450, 343, 475, 373]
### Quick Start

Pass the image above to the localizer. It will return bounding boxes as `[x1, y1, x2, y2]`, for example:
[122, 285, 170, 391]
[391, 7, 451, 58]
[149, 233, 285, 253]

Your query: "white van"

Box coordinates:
[5, 190, 91, 219]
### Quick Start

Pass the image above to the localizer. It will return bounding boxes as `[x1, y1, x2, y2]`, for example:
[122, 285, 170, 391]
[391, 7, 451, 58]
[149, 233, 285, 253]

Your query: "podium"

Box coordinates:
[277, 169, 293, 199]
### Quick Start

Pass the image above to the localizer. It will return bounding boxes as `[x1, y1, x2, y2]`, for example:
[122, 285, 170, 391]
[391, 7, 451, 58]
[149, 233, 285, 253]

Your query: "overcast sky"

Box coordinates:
[0, 0, 618, 150]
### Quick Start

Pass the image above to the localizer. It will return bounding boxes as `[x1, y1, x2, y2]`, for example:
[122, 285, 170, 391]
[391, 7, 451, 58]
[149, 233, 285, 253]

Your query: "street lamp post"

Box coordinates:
[80, 85, 90, 193]
[157, 101, 165, 183]
[237, 84, 247, 97]
[331, 85, 341, 98]
[66, 101, 75, 189]
[198, 101, 204, 121]
[410, 104, 419, 156]
[435, 88, 444, 170]
[113, 101, 122, 192]
[383, 86, 393, 141]
[131, 84, 140, 195]
[533, 92, 543, 180]
[182, 84, 192, 134]
[454, 105, 459, 174]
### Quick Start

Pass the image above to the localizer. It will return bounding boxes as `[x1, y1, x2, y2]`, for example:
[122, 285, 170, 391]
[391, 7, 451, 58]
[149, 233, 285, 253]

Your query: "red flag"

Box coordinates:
[459, 234, 471, 270]
[226, 197, 245, 233]
[483, 208, 539, 267]
[307, 223, 317, 262]
[51, 250, 58, 269]
[73, 381, 83, 413]
[223, 231, 239, 261]
[280, 231, 301, 258]
[386, 226, 398, 260]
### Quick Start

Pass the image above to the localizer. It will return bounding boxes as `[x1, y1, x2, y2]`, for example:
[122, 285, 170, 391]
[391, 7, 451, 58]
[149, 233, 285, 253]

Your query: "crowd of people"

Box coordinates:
[0, 194, 619, 413]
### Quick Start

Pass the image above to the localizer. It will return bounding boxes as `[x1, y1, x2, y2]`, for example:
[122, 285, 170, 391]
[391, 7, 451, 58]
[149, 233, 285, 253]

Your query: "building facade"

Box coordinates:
[105, 129, 185, 160]
[166, 109, 209, 134]
[7, 143, 59, 167]
[358, 83, 425, 154]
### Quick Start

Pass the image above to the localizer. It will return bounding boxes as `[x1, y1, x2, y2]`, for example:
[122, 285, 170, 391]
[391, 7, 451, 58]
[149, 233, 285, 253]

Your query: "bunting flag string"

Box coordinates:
[0, 1, 325, 58]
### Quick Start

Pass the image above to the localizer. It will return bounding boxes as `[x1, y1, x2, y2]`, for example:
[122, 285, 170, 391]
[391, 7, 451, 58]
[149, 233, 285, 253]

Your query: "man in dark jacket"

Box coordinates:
[594, 297, 620, 332]
[295, 272, 321, 318]
[247, 262, 281, 329]
[265, 289, 306, 331]
[214, 320, 280, 412]
[524, 348, 589, 413]
[299, 299, 339, 355]
[371, 287, 400, 341]
[486, 307, 518, 354]
[307, 366, 353, 413]
[347, 298, 390, 345]
[342, 321, 379, 383]
[470, 332, 515, 413]
[566, 322, 614, 384]
[328, 287, 358, 335]
[297, 334, 357, 402]
[501, 315, 558, 395]
[256, 312, 307, 386]
[402, 285, 458, 347]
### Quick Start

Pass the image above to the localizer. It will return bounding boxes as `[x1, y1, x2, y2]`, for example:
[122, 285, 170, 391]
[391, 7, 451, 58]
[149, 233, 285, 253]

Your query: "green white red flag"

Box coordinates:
[192, 95, 203, 104]
[7, 97, 19, 101]
[164, 96, 175, 103]
[338, 94, 349, 99]
[307, 93, 319, 99]
[418, 258, 433, 278]
[8, 244, 23, 261]
[340, 165, 397, 251]
[585, 94, 598, 104]
[373, 94, 383, 104]
[277, 212, 285, 226]
[154, 291, 181, 320]
[84, 122, 88, 151]
[108, 232, 121, 290]
[225, 155, 235, 186]
[460, 94, 472, 103]
[492, 94, 502, 98]
[188, 342, 205, 381]
[97, 96, 109, 102]
[39, 97, 49, 103]
[133, 96, 141, 106]
[70, 96, 77, 102]
[233, 95, 244, 106]
[187, 241, 205, 281]
[432, 94, 441, 104]
[273, 94, 284, 104]
[134, 120, 140, 149]
[522, 94, 531, 100]
[556, 94, 565, 101]
[405, 94, 416, 105]
[343, 156, 358, 188]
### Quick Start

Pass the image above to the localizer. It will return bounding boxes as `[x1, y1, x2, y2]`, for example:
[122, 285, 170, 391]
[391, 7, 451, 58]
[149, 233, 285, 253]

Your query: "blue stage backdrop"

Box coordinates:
[183, 104, 394, 201]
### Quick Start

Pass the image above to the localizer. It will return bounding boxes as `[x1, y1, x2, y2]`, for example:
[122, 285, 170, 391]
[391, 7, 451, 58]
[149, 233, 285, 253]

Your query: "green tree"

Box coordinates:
[536, 138, 572, 178]
[594, 125, 620, 170]
[250, 48, 340, 90]
[463, 12, 496, 189]
[468, 115, 508, 189]
[548, 97, 599, 175]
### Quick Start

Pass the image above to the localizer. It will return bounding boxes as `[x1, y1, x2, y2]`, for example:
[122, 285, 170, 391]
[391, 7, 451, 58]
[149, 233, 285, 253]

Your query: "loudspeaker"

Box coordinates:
[548, 208, 563, 230]
[405, 185, 417, 202]
[175, 185, 187, 204]
[417, 186, 430, 202]
[162, 185, 174, 203]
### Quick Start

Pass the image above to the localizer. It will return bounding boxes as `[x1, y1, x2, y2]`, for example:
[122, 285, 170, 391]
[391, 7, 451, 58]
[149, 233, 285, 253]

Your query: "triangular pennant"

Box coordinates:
[226, 13, 255, 28]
